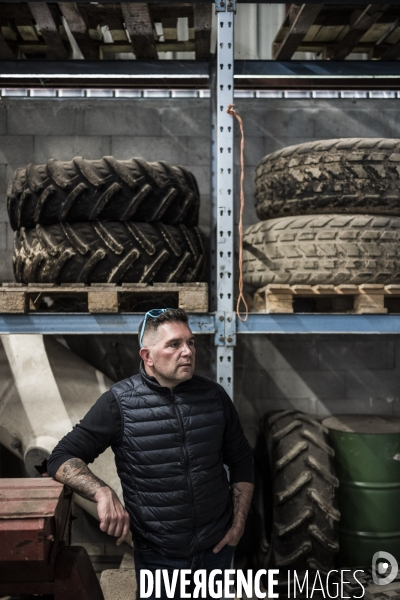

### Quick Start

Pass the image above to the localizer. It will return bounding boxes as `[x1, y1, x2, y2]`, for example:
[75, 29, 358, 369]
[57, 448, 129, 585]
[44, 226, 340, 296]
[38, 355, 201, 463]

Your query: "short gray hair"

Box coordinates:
[138, 308, 189, 346]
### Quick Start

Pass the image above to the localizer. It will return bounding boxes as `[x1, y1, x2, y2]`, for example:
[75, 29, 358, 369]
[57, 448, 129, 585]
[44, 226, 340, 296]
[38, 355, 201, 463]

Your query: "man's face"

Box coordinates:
[141, 321, 196, 388]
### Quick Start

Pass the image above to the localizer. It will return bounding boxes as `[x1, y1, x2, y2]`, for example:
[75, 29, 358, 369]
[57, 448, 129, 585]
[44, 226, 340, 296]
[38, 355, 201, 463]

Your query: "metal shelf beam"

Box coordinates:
[1, 313, 400, 336]
[0, 60, 209, 78]
[2, 61, 400, 90]
[237, 314, 400, 335]
[0, 314, 215, 336]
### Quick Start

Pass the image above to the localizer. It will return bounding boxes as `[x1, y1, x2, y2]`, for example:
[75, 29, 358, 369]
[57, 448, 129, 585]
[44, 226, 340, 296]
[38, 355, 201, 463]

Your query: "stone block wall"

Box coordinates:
[236, 334, 400, 446]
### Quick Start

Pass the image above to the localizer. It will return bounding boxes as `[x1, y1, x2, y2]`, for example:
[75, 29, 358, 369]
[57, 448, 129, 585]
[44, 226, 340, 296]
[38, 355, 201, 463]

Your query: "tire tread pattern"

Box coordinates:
[265, 410, 340, 574]
[13, 221, 205, 285]
[243, 214, 400, 289]
[8, 157, 200, 230]
[255, 138, 400, 219]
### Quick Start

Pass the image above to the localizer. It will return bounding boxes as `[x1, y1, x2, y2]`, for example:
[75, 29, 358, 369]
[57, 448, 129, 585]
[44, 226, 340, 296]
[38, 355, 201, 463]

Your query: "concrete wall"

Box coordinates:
[2, 95, 400, 446]
[236, 334, 400, 446]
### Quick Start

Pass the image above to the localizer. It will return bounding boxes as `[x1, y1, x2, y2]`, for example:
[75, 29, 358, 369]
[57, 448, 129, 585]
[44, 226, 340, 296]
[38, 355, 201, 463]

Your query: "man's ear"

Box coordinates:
[139, 347, 154, 366]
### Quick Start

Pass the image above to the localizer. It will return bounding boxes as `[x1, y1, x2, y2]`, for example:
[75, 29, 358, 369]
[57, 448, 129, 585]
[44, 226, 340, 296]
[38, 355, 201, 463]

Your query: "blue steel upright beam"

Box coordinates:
[214, 0, 236, 398]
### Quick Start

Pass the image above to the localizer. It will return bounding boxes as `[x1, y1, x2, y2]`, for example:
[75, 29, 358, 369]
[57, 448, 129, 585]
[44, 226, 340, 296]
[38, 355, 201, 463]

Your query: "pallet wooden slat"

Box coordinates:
[0, 28, 17, 59]
[272, 5, 400, 60]
[0, 291, 27, 314]
[88, 290, 119, 314]
[0, 283, 208, 314]
[380, 34, 400, 59]
[273, 4, 324, 60]
[354, 284, 386, 314]
[2, 2, 202, 63]
[58, 2, 98, 59]
[251, 283, 400, 314]
[384, 284, 400, 294]
[121, 3, 157, 59]
[16, 19, 39, 42]
[326, 4, 391, 60]
[29, 3, 69, 59]
[194, 3, 212, 59]
[156, 42, 195, 53]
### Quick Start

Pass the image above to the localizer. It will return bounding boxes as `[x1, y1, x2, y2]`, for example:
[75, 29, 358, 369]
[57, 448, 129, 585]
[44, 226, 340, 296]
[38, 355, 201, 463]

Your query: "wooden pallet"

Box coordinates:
[0, 282, 208, 314]
[250, 284, 400, 315]
[0, 3, 212, 61]
[273, 5, 400, 61]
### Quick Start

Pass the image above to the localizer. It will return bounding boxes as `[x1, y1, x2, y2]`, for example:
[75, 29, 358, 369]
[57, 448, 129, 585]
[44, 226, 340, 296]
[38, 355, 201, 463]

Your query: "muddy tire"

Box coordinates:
[265, 410, 340, 576]
[255, 138, 400, 220]
[13, 222, 205, 285]
[7, 157, 200, 230]
[243, 214, 400, 289]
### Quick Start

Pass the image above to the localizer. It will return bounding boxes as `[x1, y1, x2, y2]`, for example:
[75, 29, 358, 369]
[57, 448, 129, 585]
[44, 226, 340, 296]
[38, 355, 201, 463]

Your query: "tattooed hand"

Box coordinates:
[213, 481, 254, 553]
[55, 458, 130, 545]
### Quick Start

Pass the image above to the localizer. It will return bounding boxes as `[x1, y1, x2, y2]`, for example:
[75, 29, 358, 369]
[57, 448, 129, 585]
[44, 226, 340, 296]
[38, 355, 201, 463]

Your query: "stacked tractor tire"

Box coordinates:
[243, 138, 400, 288]
[7, 157, 205, 285]
[250, 139, 400, 580]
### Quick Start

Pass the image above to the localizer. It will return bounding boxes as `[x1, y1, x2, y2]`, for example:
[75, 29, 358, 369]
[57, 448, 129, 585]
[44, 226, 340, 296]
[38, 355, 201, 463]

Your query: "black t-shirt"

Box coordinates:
[47, 383, 254, 485]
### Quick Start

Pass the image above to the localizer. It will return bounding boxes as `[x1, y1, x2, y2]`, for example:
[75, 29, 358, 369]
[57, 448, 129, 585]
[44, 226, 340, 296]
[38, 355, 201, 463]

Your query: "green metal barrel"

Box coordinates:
[323, 415, 400, 567]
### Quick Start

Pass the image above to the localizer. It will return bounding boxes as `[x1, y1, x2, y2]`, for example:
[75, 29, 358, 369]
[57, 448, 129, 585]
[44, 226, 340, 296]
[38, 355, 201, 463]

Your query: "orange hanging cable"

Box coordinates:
[226, 103, 249, 322]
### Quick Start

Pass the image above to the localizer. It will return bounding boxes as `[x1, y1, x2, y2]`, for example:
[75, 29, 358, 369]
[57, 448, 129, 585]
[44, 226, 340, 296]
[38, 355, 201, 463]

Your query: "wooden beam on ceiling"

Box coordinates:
[327, 4, 391, 59]
[58, 2, 98, 59]
[150, 6, 194, 23]
[194, 4, 212, 59]
[121, 3, 157, 59]
[14, 18, 39, 42]
[29, 2, 69, 59]
[0, 4, 34, 21]
[0, 28, 17, 59]
[380, 36, 400, 59]
[273, 4, 323, 60]
[102, 9, 129, 44]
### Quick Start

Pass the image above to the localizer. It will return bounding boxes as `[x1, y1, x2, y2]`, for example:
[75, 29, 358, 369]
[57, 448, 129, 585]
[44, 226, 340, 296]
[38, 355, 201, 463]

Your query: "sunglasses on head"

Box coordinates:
[139, 308, 173, 348]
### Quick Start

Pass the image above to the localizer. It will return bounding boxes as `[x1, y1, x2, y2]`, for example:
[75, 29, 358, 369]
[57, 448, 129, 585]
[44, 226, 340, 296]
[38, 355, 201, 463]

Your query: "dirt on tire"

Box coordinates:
[265, 410, 340, 577]
[13, 221, 205, 285]
[255, 138, 400, 220]
[7, 157, 200, 230]
[243, 214, 400, 289]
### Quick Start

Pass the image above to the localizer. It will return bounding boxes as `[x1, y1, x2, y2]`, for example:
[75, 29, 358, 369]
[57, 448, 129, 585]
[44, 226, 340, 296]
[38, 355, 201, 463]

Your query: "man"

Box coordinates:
[48, 308, 254, 599]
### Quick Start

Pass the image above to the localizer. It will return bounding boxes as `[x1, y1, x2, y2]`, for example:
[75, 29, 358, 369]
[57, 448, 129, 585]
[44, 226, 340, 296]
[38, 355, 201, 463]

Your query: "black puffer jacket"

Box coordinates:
[111, 364, 250, 557]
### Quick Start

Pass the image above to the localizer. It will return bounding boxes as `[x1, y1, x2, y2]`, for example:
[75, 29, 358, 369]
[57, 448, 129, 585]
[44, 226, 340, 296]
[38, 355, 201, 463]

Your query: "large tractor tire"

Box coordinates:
[7, 157, 200, 230]
[255, 138, 400, 220]
[265, 410, 340, 577]
[243, 214, 400, 289]
[13, 221, 205, 285]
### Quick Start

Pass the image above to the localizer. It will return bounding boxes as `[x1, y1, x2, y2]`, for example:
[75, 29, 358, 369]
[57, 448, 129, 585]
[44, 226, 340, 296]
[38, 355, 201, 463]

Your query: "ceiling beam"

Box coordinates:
[327, 4, 391, 60]
[58, 2, 98, 59]
[0, 4, 33, 20]
[121, 3, 157, 59]
[0, 27, 17, 59]
[194, 4, 212, 59]
[273, 4, 323, 60]
[29, 2, 69, 59]
[380, 31, 400, 60]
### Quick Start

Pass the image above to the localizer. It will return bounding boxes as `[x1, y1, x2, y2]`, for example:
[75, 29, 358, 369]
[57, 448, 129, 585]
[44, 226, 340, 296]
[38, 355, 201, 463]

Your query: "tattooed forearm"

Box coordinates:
[231, 482, 254, 532]
[55, 458, 109, 502]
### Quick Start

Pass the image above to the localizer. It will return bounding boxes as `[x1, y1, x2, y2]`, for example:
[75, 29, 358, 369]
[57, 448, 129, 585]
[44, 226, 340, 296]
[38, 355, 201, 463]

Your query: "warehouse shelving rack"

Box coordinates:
[2, 0, 400, 397]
